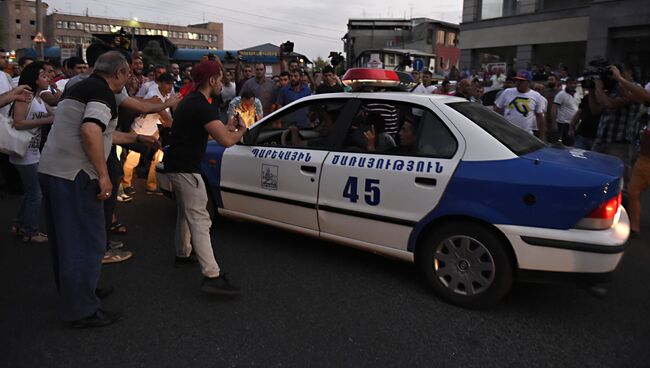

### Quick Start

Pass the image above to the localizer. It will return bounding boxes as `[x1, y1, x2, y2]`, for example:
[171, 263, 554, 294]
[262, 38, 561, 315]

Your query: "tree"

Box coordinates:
[313, 56, 328, 70]
[141, 40, 169, 68]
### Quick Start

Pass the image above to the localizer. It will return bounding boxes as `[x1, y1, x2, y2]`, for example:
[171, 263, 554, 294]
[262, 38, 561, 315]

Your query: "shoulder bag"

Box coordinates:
[0, 101, 36, 157]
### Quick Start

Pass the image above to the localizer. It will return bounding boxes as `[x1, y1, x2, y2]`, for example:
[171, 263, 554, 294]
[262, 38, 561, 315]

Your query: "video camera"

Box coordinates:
[224, 51, 236, 63]
[399, 53, 412, 68]
[581, 58, 618, 90]
[329, 52, 344, 67]
[281, 41, 294, 53]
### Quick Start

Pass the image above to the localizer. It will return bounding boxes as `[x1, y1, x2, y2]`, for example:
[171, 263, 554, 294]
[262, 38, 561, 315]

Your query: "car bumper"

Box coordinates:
[496, 206, 629, 274]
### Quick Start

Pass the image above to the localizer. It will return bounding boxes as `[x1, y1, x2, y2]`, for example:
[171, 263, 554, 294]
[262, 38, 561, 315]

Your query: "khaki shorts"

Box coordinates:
[629, 155, 650, 194]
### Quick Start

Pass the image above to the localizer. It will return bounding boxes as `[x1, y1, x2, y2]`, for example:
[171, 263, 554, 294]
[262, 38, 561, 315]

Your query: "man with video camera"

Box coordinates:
[607, 65, 650, 237]
[591, 63, 642, 185]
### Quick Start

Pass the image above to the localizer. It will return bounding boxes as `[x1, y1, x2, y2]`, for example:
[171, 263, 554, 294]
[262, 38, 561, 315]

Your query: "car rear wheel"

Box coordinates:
[418, 222, 513, 309]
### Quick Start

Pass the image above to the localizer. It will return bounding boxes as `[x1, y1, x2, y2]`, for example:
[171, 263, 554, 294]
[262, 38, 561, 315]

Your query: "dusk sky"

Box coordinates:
[44, 0, 463, 59]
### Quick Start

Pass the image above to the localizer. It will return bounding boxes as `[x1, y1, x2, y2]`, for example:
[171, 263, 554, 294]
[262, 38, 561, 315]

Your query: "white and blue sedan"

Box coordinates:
[158, 70, 629, 308]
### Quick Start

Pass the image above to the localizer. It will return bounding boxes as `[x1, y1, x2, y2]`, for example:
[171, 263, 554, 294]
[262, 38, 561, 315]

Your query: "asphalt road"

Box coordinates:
[2, 180, 650, 367]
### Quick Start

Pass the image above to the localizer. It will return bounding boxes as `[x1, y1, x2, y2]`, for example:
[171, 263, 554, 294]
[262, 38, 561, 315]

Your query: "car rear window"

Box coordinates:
[447, 101, 545, 156]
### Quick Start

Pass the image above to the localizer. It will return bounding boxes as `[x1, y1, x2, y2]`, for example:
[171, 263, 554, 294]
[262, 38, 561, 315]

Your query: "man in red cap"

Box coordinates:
[163, 60, 247, 295]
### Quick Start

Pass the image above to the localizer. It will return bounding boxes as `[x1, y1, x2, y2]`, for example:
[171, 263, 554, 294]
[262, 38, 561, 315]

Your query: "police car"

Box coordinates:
[158, 68, 629, 308]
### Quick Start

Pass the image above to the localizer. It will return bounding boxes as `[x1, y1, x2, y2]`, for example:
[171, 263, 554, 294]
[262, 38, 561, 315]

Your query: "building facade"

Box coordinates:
[0, 0, 223, 53]
[45, 13, 223, 51]
[460, 0, 650, 79]
[0, 0, 48, 51]
[343, 18, 460, 74]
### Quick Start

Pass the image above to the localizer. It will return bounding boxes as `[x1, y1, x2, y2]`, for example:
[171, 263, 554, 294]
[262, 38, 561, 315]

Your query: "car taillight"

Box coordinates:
[574, 193, 622, 230]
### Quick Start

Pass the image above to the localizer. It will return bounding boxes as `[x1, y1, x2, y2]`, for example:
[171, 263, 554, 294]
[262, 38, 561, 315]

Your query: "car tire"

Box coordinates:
[418, 222, 513, 309]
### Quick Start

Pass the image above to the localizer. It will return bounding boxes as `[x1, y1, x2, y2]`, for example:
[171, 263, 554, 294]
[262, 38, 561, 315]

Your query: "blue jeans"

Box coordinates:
[14, 163, 42, 236]
[39, 171, 106, 321]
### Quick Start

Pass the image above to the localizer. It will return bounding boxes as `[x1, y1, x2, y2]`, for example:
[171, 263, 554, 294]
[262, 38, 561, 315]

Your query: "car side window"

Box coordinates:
[249, 100, 347, 150]
[417, 110, 458, 158]
[342, 100, 457, 158]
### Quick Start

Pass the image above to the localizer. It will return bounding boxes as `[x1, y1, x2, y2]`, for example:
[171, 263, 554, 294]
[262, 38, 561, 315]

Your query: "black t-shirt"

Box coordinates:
[575, 96, 600, 139]
[164, 91, 219, 173]
[316, 83, 344, 94]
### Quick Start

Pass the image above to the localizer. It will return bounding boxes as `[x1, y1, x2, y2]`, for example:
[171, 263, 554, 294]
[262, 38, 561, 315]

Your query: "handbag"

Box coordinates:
[0, 102, 36, 157]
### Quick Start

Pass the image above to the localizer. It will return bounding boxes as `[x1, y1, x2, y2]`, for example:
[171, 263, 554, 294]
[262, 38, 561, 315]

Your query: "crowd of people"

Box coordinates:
[1, 44, 649, 328]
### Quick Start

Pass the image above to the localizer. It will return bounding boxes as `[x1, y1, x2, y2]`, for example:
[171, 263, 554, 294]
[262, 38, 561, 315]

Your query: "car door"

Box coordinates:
[317, 98, 464, 252]
[218, 97, 358, 234]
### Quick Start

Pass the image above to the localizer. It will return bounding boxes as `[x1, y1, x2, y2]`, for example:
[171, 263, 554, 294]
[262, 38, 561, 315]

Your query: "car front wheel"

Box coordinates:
[418, 222, 513, 309]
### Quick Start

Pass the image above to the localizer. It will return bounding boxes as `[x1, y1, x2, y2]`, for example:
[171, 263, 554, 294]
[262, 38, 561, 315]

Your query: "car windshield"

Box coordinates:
[447, 102, 546, 156]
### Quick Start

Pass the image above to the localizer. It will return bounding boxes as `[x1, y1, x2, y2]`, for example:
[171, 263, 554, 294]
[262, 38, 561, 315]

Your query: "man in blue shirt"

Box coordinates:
[276, 69, 311, 109]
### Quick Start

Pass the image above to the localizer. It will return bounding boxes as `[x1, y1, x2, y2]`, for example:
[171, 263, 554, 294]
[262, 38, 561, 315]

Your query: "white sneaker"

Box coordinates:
[117, 194, 133, 203]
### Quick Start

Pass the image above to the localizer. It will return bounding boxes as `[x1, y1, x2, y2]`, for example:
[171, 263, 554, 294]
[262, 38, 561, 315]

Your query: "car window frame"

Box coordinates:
[446, 101, 545, 156]
[244, 98, 360, 152]
[335, 98, 459, 159]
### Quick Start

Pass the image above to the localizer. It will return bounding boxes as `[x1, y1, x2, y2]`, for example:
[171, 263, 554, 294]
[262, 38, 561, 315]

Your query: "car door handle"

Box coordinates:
[300, 165, 317, 174]
[415, 177, 437, 186]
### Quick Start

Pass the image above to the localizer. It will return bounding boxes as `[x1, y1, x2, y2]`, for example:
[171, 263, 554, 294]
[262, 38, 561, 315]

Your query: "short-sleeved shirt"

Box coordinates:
[240, 77, 276, 116]
[411, 83, 436, 94]
[227, 96, 263, 128]
[490, 74, 506, 89]
[9, 97, 48, 165]
[0, 72, 14, 116]
[39, 74, 118, 180]
[221, 82, 237, 103]
[553, 89, 581, 124]
[595, 87, 642, 144]
[495, 88, 544, 133]
[136, 80, 156, 98]
[276, 84, 311, 107]
[132, 85, 169, 135]
[536, 95, 548, 131]
[163, 91, 219, 173]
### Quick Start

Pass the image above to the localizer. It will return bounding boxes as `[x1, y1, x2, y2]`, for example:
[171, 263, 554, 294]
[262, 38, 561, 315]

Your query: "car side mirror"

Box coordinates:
[242, 129, 253, 145]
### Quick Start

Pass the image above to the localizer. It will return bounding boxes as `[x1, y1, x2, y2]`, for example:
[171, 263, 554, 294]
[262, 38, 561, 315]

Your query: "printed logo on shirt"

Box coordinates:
[508, 97, 532, 117]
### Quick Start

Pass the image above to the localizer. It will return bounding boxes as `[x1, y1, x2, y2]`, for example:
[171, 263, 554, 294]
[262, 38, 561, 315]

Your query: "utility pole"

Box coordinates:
[35, 0, 44, 60]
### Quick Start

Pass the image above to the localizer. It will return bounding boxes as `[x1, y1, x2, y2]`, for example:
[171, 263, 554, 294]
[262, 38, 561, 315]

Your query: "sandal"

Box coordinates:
[110, 222, 127, 235]
[23, 232, 48, 243]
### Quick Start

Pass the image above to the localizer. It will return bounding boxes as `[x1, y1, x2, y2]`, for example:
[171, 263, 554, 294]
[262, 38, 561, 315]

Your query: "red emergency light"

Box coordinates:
[342, 68, 402, 90]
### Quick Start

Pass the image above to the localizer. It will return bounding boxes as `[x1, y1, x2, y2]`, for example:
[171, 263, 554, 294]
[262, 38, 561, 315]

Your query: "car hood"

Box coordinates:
[521, 146, 623, 178]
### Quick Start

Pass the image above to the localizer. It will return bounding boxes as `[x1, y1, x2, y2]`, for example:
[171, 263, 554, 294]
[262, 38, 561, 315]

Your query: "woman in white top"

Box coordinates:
[10, 61, 54, 243]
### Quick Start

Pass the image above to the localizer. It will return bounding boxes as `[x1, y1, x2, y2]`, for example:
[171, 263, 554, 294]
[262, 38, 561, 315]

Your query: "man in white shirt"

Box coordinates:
[136, 65, 168, 98]
[0, 49, 16, 116]
[56, 56, 87, 92]
[490, 70, 506, 90]
[122, 73, 174, 194]
[494, 70, 546, 139]
[11, 56, 34, 86]
[412, 70, 436, 94]
[533, 83, 548, 138]
[551, 77, 581, 144]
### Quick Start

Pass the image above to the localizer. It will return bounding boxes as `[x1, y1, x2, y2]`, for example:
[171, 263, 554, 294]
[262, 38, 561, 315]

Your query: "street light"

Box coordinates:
[129, 17, 140, 53]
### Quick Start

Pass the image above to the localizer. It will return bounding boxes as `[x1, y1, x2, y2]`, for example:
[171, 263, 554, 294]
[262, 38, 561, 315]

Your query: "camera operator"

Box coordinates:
[568, 79, 601, 150]
[607, 65, 650, 237]
[609, 65, 650, 103]
[592, 64, 642, 191]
